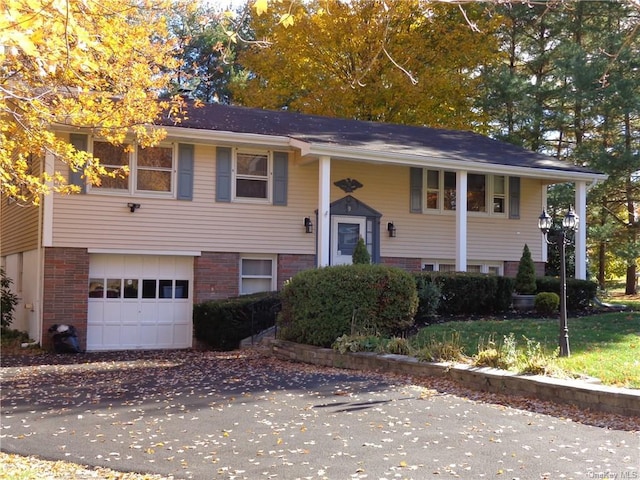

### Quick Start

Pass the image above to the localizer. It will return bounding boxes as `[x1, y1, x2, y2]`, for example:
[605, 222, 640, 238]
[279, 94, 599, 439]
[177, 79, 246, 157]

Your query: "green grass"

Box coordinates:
[411, 312, 640, 388]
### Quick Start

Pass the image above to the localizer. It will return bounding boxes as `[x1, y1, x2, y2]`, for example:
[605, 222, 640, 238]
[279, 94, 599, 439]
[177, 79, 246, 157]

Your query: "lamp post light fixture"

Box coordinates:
[538, 206, 579, 357]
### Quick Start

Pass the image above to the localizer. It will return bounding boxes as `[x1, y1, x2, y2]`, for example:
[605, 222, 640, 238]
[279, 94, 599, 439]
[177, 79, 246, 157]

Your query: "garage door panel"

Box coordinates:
[121, 302, 140, 320]
[173, 326, 190, 346]
[87, 325, 103, 347]
[138, 325, 158, 347]
[157, 304, 177, 323]
[87, 303, 104, 325]
[119, 325, 141, 347]
[155, 325, 174, 345]
[88, 254, 193, 351]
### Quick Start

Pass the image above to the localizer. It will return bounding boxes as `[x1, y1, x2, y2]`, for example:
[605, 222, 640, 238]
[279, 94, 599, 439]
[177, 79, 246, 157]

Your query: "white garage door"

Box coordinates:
[87, 254, 193, 351]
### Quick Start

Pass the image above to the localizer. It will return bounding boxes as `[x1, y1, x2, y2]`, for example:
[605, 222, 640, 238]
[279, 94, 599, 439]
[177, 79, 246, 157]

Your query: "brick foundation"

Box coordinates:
[277, 254, 316, 289]
[43, 247, 89, 351]
[194, 252, 240, 302]
[504, 261, 546, 278]
[380, 257, 423, 272]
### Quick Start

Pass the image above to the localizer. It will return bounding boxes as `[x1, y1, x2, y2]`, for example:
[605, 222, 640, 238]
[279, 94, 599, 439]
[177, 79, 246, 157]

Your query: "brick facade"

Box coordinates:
[39, 248, 543, 352]
[277, 254, 316, 289]
[194, 252, 240, 302]
[42, 247, 89, 350]
[380, 257, 423, 272]
[504, 261, 546, 278]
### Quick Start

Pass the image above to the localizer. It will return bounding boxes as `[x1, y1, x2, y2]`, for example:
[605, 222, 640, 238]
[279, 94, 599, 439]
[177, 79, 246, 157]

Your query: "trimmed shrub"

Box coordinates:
[515, 244, 537, 294]
[278, 264, 417, 347]
[352, 237, 371, 264]
[193, 291, 281, 350]
[414, 276, 441, 322]
[496, 275, 516, 311]
[414, 273, 515, 317]
[535, 292, 560, 315]
[535, 277, 597, 310]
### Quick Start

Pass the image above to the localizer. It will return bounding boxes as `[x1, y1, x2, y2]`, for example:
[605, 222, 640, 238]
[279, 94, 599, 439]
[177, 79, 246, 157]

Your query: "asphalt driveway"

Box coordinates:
[1, 349, 638, 480]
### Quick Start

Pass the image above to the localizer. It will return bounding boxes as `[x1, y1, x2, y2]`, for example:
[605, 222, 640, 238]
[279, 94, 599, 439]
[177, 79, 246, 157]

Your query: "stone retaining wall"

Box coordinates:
[270, 339, 640, 417]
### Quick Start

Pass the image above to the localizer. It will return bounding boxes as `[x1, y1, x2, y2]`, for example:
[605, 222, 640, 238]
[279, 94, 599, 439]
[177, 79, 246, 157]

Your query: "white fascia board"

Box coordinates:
[162, 126, 291, 148]
[87, 248, 202, 256]
[291, 142, 608, 183]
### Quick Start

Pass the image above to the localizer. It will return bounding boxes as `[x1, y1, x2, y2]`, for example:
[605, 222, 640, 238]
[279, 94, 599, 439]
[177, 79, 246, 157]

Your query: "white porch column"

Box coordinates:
[456, 171, 467, 272]
[317, 156, 331, 267]
[575, 181, 587, 280]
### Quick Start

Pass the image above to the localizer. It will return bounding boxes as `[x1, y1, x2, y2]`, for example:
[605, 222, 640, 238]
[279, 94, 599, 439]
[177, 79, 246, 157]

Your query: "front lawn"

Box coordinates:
[411, 311, 640, 388]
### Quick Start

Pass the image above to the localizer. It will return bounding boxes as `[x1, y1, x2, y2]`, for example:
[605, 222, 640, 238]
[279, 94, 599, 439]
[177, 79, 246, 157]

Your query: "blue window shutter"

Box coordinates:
[410, 167, 423, 213]
[177, 144, 194, 200]
[216, 146, 232, 202]
[273, 152, 288, 206]
[509, 177, 520, 219]
[69, 134, 88, 193]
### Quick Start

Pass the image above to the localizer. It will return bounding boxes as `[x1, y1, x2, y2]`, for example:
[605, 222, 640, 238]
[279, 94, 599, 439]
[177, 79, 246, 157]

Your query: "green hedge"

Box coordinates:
[535, 277, 597, 311]
[535, 292, 560, 315]
[414, 273, 515, 318]
[277, 264, 418, 347]
[193, 292, 281, 351]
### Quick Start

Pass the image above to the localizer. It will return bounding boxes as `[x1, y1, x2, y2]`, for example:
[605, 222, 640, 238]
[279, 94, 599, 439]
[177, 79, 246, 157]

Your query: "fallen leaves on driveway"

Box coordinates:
[0, 451, 174, 479]
[1, 347, 638, 480]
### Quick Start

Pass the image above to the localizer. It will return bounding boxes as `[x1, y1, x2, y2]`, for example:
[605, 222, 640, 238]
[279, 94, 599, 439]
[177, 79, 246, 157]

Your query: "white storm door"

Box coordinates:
[331, 216, 366, 265]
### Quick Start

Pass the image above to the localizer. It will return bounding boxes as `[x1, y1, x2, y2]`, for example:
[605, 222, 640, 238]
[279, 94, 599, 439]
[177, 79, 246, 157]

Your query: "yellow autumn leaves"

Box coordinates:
[1, 0, 182, 204]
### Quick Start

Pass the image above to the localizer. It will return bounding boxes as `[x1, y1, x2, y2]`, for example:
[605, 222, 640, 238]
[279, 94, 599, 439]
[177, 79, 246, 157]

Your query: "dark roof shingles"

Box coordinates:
[162, 103, 599, 175]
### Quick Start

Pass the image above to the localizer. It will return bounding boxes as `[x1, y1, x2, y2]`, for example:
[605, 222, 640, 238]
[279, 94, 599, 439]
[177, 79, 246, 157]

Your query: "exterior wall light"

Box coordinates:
[387, 222, 396, 238]
[304, 217, 313, 234]
[127, 203, 141, 213]
[538, 206, 579, 357]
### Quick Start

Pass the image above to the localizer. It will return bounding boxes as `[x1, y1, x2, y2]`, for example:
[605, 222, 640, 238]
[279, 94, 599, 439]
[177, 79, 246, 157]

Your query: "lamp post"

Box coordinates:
[538, 206, 579, 357]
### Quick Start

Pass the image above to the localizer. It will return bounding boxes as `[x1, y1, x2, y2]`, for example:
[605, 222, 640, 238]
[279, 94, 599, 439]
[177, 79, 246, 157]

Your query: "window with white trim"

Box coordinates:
[467, 173, 486, 212]
[93, 141, 130, 190]
[240, 256, 276, 295]
[234, 151, 271, 201]
[137, 146, 174, 192]
[423, 170, 506, 215]
[90, 140, 175, 195]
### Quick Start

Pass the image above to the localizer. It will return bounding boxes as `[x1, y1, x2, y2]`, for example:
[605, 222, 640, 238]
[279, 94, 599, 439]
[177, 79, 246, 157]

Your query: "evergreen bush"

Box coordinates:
[414, 273, 514, 318]
[535, 277, 597, 310]
[1, 268, 19, 329]
[535, 292, 560, 315]
[278, 264, 417, 347]
[193, 292, 281, 350]
[352, 237, 371, 264]
[514, 244, 537, 294]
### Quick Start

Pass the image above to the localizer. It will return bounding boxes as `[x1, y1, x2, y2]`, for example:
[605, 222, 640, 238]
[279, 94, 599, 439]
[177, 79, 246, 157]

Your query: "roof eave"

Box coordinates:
[163, 126, 292, 148]
[292, 141, 607, 183]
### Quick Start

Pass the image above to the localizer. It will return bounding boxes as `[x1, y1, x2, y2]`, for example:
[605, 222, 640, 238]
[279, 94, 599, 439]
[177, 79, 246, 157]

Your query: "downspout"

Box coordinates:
[35, 193, 43, 345]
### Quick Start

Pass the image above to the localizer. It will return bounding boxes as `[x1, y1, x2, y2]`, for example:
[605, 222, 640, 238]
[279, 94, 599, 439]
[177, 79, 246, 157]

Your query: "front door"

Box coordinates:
[331, 215, 367, 265]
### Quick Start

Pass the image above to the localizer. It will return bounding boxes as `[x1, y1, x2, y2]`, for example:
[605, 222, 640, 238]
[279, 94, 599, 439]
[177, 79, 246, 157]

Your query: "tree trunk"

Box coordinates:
[626, 264, 637, 295]
[624, 112, 637, 296]
[598, 242, 606, 290]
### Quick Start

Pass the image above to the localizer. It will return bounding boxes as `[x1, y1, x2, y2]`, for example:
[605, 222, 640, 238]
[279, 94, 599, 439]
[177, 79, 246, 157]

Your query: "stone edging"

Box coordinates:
[269, 339, 640, 417]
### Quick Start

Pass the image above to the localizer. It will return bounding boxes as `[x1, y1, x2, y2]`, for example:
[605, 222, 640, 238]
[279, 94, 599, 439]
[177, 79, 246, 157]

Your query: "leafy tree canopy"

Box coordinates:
[1, 0, 185, 204]
[230, 0, 501, 130]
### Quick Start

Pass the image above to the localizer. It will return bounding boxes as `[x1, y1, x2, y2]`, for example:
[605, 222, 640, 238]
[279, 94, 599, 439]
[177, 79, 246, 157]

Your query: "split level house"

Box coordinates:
[1, 103, 606, 351]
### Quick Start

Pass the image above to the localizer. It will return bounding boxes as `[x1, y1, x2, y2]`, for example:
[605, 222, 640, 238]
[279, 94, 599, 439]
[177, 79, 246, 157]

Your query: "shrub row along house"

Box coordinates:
[1, 103, 606, 351]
